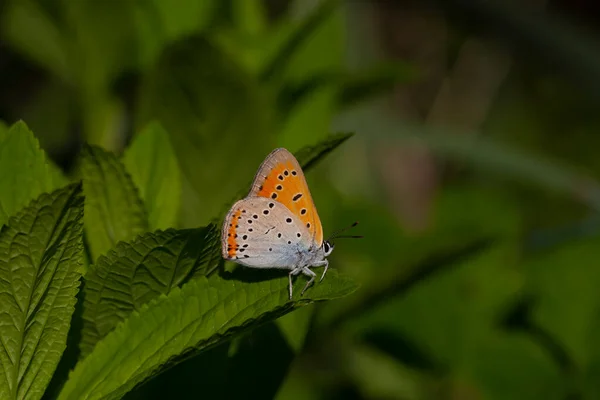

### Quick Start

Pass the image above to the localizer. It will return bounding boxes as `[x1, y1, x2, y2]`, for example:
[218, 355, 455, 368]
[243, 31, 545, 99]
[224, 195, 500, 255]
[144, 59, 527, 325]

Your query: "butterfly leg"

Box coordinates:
[289, 267, 303, 299]
[300, 267, 316, 296]
[319, 260, 329, 282]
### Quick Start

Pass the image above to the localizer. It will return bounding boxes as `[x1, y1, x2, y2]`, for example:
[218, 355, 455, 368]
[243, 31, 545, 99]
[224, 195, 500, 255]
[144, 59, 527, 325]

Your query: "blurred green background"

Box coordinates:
[2, 0, 600, 399]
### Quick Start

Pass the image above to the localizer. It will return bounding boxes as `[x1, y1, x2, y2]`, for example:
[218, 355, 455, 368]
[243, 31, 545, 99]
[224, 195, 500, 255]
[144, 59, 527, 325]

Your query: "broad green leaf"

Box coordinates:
[59, 270, 357, 400]
[123, 122, 181, 230]
[0, 183, 84, 400]
[81, 145, 148, 261]
[0, 121, 63, 227]
[137, 36, 275, 224]
[80, 224, 220, 358]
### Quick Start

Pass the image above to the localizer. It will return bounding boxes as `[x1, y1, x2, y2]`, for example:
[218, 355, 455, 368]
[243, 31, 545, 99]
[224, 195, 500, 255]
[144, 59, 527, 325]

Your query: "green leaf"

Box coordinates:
[123, 122, 181, 230]
[80, 224, 220, 358]
[0, 121, 63, 227]
[59, 270, 357, 400]
[0, 183, 84, 400]
[81, 145, 148, 261]
[137, 36, 275, 225]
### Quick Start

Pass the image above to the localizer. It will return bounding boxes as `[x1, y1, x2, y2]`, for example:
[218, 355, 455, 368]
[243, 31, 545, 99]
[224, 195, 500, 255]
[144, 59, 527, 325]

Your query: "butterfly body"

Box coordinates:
[221, 148, 334, 299]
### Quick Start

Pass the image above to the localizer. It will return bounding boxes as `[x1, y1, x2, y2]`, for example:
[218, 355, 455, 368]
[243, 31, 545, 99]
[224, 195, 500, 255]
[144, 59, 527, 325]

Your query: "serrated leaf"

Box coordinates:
[81, 145, 148, 261]
[80, 224, 220, 358]
[59, 270, 357, 400]
[0, 183, 84, 400]
[123, 122, 181, 230]
[0, 121, 63, 227]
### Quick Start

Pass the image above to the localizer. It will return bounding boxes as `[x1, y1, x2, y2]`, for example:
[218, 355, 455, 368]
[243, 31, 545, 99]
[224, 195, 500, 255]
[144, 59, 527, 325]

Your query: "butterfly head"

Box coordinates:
[322, 240, 335, 257]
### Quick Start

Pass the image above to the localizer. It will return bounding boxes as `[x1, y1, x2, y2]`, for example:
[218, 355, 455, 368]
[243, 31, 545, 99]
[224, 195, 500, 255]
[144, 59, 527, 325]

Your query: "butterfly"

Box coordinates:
[221, 148, 359, 299]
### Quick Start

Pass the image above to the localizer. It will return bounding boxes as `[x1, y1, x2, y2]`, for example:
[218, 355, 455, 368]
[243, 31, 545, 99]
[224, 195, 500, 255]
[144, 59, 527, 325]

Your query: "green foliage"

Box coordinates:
[59, 270, 357, 400]
[122, 123, 182, 230]
[4, 1, 600, 399]
[137, 36, 275, 224]
[81, 145, 148, 262]
[80, 225, 220, 358]
[0, 183, 84, 400]
[0, 121, 65, 227]
[0, 118, 357, 400]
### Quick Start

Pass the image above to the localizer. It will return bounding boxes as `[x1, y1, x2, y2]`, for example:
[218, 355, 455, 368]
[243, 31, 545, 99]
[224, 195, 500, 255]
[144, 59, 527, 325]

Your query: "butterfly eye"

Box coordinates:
[323, 241, 334, 255]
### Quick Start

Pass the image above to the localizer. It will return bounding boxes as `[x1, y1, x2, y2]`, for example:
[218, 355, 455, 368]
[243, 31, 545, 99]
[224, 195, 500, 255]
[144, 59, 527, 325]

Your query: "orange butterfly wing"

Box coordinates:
[248, 148, 324, 246]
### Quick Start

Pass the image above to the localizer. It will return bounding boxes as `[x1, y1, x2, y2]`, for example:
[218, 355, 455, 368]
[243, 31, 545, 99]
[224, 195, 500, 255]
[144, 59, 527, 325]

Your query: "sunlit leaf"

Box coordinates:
[0, 183, 84, 399]
[81, 145, 148, 261]
[123, 122, 181, 230]
[0, 121, 63, 227]
[59, 270, 357, 399]
[80, 224, 220, 357]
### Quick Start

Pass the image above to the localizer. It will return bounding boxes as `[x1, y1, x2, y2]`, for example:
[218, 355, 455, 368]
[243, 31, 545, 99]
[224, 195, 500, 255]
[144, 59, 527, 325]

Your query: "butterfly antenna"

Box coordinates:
[331, 235, 363, 239]
[327, 221, 362, 241]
